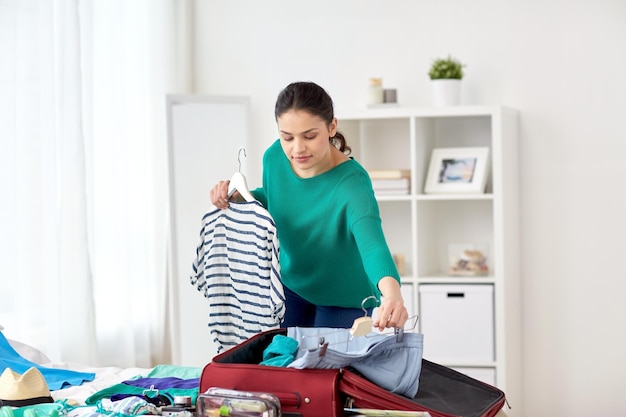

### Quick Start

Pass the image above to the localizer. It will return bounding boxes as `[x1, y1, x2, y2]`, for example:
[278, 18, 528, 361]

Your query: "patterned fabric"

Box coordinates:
[64, 397, 158, 417]
[4, 398, 157, 417]
[191, 201, 285, 352]
[98, 397, 158, 416]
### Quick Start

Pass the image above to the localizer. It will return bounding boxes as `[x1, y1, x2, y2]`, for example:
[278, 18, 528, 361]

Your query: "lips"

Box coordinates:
[293, 156, 310, 163]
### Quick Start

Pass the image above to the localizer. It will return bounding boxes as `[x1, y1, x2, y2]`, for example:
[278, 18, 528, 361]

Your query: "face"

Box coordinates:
[277, 109, 337, 178]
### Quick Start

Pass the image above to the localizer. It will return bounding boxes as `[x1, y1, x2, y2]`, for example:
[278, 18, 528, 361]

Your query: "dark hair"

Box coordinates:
[274, 81, 351, 155]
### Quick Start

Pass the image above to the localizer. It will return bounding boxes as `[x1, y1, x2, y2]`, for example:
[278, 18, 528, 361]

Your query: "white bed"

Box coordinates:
[3, 335, 198, 408]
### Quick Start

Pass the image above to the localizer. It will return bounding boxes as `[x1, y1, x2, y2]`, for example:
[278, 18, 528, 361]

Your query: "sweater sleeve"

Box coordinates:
[351, 215, 401, 289]
[341, 171, 401, 288]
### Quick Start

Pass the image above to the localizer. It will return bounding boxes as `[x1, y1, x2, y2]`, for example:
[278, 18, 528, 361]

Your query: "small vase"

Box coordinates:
[368, 77, 384, 105]
[431, 79, 461, 106]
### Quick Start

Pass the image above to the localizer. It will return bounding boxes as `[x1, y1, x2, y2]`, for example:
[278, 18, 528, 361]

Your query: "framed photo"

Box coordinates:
[424, 147, 490, 194]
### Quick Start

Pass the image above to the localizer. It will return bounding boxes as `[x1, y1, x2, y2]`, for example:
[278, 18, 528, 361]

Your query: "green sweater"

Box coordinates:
[252, 139, 400, 308]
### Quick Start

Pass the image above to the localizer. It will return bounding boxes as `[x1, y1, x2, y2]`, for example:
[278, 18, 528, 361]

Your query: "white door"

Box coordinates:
[166, 95, 250, 366]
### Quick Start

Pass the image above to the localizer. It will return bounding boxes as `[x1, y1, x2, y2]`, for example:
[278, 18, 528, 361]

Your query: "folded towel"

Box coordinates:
[259, 335, 299, 367]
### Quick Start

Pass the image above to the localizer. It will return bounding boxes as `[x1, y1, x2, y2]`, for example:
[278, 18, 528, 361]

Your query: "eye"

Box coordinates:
[281, 135, 294, 141]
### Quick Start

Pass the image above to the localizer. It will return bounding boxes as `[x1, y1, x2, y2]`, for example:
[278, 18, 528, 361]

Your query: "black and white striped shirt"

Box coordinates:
[190, 201, 285, 352]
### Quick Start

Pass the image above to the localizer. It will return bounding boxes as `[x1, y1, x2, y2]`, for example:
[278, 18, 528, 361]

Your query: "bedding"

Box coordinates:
[6, 339, 51, 366]
[0, 331, 202, 416]
[0, 332, 96, 391]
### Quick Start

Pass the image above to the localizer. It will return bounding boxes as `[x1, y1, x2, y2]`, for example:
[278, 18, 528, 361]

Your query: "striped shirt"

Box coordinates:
[190, 201, 285, 352]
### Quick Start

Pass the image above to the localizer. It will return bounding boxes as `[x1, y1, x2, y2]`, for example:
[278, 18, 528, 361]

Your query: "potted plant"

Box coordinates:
[428, 55, 465, 106]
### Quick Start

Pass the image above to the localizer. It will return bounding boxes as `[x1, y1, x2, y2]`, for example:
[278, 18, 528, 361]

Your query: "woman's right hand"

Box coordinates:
[210, 180, 231, 209]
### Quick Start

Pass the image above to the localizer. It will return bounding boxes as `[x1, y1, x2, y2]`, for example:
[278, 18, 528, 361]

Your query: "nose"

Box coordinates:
[293, 137, 307, 153]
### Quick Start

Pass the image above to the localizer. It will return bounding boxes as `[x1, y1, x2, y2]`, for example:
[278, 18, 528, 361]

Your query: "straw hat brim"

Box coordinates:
[0, 367, 53, 407]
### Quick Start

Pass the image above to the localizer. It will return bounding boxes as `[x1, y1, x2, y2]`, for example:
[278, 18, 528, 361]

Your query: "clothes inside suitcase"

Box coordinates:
[199, 328, 506, 417]
[200, 329, 343, 417]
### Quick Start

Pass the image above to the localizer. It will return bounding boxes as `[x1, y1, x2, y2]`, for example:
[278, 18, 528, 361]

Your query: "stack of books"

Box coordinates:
[368, 169, 411, 196]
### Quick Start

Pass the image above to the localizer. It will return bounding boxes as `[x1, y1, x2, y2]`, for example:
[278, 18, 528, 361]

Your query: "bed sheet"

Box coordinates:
[2, 333, 197, 407]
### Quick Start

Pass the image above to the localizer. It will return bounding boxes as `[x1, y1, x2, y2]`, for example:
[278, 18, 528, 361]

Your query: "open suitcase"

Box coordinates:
[199, 328, 507, 417]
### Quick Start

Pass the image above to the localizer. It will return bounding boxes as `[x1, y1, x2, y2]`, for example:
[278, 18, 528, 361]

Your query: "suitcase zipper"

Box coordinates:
[340, 372, 447, 417]
[340, 370, 506, 417]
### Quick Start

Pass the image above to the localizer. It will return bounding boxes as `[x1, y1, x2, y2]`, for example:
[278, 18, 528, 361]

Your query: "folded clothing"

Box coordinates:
[1, 397, 160, 417]
[287, 327, 424, 398]
[259, 334, 299, 367]
[85, 376, 199, 405]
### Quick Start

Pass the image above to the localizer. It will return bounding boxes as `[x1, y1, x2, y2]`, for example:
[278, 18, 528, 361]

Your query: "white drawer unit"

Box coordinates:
[419, 284, 494, 363]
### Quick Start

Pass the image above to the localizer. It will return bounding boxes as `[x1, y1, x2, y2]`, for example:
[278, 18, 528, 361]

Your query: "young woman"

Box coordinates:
[210, 81, 408, 331]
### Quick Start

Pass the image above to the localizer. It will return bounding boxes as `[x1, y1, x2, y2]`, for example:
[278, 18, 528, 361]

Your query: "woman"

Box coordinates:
[210, 81, 408, 331]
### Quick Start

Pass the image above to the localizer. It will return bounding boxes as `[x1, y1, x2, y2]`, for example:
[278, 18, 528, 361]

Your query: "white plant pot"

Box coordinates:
[431, 79, 461, 107]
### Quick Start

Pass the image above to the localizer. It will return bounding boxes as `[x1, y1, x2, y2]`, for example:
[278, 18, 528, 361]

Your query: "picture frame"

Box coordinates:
[424, 147, 490, 194]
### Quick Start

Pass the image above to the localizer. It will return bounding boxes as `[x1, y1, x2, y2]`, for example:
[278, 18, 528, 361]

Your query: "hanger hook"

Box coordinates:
[237, 147, 247, 172]
[361, 295, 379, 316]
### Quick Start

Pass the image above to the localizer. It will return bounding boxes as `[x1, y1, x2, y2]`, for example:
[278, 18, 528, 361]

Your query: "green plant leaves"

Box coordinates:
[428, 55, 465, 80]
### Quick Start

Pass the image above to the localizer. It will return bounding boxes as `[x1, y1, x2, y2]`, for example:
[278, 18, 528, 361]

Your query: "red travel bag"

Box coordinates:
[199, 328, 507, 417]
[340, 360, 506, 417]
[200, 328, 342, 417]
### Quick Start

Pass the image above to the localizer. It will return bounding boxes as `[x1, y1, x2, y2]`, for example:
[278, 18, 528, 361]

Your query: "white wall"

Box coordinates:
[191, 1, 626, 415]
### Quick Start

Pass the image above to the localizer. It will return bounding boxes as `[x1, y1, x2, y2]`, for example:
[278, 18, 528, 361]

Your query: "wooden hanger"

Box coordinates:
[227, 148, 255, 202]
[349, 295, 379, 336]
[296, 298, 418, 356]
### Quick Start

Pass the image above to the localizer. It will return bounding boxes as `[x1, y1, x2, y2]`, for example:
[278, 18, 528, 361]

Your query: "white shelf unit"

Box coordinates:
[338, 105, 521, 415]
